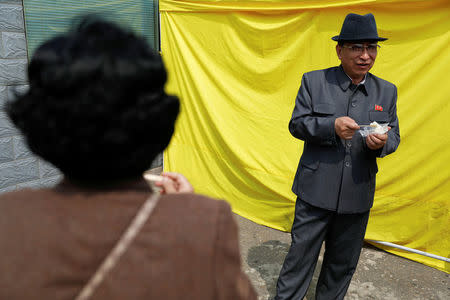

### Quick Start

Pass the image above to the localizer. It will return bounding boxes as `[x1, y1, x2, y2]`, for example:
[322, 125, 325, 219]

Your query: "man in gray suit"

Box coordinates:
[275, 13, 400, 299]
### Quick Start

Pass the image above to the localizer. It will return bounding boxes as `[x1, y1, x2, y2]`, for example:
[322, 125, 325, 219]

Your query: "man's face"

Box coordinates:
[336, 42, 378, 82]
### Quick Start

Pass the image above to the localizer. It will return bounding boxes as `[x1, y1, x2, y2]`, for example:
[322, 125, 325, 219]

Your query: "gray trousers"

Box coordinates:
[275, 199, 370, 300]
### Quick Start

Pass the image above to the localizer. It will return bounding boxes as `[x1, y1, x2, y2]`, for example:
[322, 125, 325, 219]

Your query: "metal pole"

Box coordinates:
[367, 240, 450, 263]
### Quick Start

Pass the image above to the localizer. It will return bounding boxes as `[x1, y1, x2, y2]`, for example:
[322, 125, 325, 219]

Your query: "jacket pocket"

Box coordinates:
[313, 103, 335, 115]
[369, 111, 389, 123]
[300, 160, 320, 171]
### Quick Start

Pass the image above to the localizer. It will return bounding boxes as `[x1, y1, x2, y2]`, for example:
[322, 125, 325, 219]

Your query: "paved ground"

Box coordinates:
[235, 214, 450, 300]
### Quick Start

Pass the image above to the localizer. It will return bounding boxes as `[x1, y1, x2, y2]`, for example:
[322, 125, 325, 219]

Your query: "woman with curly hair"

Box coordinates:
[0, 17, 256, 300]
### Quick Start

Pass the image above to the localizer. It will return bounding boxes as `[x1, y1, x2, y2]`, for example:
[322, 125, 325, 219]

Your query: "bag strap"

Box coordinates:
[75, 193, 160, 300]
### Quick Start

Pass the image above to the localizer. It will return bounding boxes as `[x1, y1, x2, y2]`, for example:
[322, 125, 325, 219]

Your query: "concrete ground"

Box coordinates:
[146, 168, 449, 299]
[235, 214, 450, 300]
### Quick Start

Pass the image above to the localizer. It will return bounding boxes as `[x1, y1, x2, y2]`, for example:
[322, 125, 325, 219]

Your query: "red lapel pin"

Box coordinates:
[375, 105, 383, 111]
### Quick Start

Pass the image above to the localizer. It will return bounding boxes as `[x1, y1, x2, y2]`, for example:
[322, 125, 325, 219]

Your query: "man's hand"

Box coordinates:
[155, 172, 194, 194]
[366, 127, 390, 150]
[335, 117, 360, 140]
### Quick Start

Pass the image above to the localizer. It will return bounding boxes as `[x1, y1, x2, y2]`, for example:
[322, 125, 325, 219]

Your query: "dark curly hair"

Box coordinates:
[7, 16, 179, 181]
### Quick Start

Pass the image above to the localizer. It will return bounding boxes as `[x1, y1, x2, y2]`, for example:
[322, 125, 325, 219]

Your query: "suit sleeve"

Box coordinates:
[288, 74, 338, 146]
[367, 85, 400, 158]
[213, 201, 257, 300]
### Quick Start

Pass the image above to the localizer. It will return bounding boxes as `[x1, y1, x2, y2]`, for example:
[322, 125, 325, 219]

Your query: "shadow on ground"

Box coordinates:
[247, 240, 290, 298]
[247, 240, 322, 299]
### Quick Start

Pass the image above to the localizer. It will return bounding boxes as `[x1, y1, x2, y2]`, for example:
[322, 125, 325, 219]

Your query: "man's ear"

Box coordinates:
[336, 44, 342, 60]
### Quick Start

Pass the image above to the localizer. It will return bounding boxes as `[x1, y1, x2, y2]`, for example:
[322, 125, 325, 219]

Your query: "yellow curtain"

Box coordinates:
[161, 0, 450, 273]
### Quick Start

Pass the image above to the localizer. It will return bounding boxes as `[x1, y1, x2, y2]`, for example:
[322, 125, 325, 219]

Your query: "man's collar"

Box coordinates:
[337, 65, 369, 95]
[347, 73, 367, 85]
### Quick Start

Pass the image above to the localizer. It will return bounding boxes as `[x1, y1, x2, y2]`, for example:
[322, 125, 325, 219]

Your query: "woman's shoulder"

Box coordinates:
[0, 188, 54, 208]
[158, 193, 230, 215]
[154, 193, 233, 230]
[159, 193, 230, 209]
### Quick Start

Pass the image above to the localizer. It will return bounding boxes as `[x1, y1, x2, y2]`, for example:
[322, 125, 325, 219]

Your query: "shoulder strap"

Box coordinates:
[75, 193, 160, 300]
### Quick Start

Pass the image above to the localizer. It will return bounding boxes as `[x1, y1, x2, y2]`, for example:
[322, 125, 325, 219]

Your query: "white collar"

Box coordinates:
[345, 71, 367, 85]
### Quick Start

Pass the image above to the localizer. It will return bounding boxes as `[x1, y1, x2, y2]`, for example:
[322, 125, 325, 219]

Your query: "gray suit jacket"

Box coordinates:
[290, 66, 400, 213]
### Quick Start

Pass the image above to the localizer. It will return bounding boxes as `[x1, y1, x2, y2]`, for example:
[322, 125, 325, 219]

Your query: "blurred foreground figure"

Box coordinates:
[0, 17, 256, 300]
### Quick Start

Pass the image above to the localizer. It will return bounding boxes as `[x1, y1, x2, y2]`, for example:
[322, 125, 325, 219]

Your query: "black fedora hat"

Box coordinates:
[332, 13, 387, 42]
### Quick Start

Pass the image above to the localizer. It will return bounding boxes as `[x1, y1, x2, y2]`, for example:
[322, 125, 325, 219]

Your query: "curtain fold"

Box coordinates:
[160, 0, 446, 12]
[161, 0, 450, 273]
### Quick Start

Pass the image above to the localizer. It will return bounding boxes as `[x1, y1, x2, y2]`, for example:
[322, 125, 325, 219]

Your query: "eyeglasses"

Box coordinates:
[342, 43, 380, 55]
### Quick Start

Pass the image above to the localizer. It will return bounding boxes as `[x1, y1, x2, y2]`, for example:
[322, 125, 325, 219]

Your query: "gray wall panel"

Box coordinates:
[1, 32, 26, 58]
[0, 137, 13, 163]
[0, 1, 61, 193]
[0, 4, 24, 31]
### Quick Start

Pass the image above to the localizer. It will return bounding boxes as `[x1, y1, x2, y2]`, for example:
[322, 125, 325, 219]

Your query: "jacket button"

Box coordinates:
[345, 162, 351, 167]
[351, 102, 357, 107]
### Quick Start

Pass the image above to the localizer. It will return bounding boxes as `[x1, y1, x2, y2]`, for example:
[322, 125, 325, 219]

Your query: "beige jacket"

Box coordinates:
[0, 179, 256, 299]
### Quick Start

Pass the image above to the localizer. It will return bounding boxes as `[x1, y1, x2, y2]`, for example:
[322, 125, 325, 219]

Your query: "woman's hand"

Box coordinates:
[154, 172, 194, 194]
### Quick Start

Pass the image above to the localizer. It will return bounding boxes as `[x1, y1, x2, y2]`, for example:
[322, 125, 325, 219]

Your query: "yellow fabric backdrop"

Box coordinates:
[160, 0, 450, 273]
